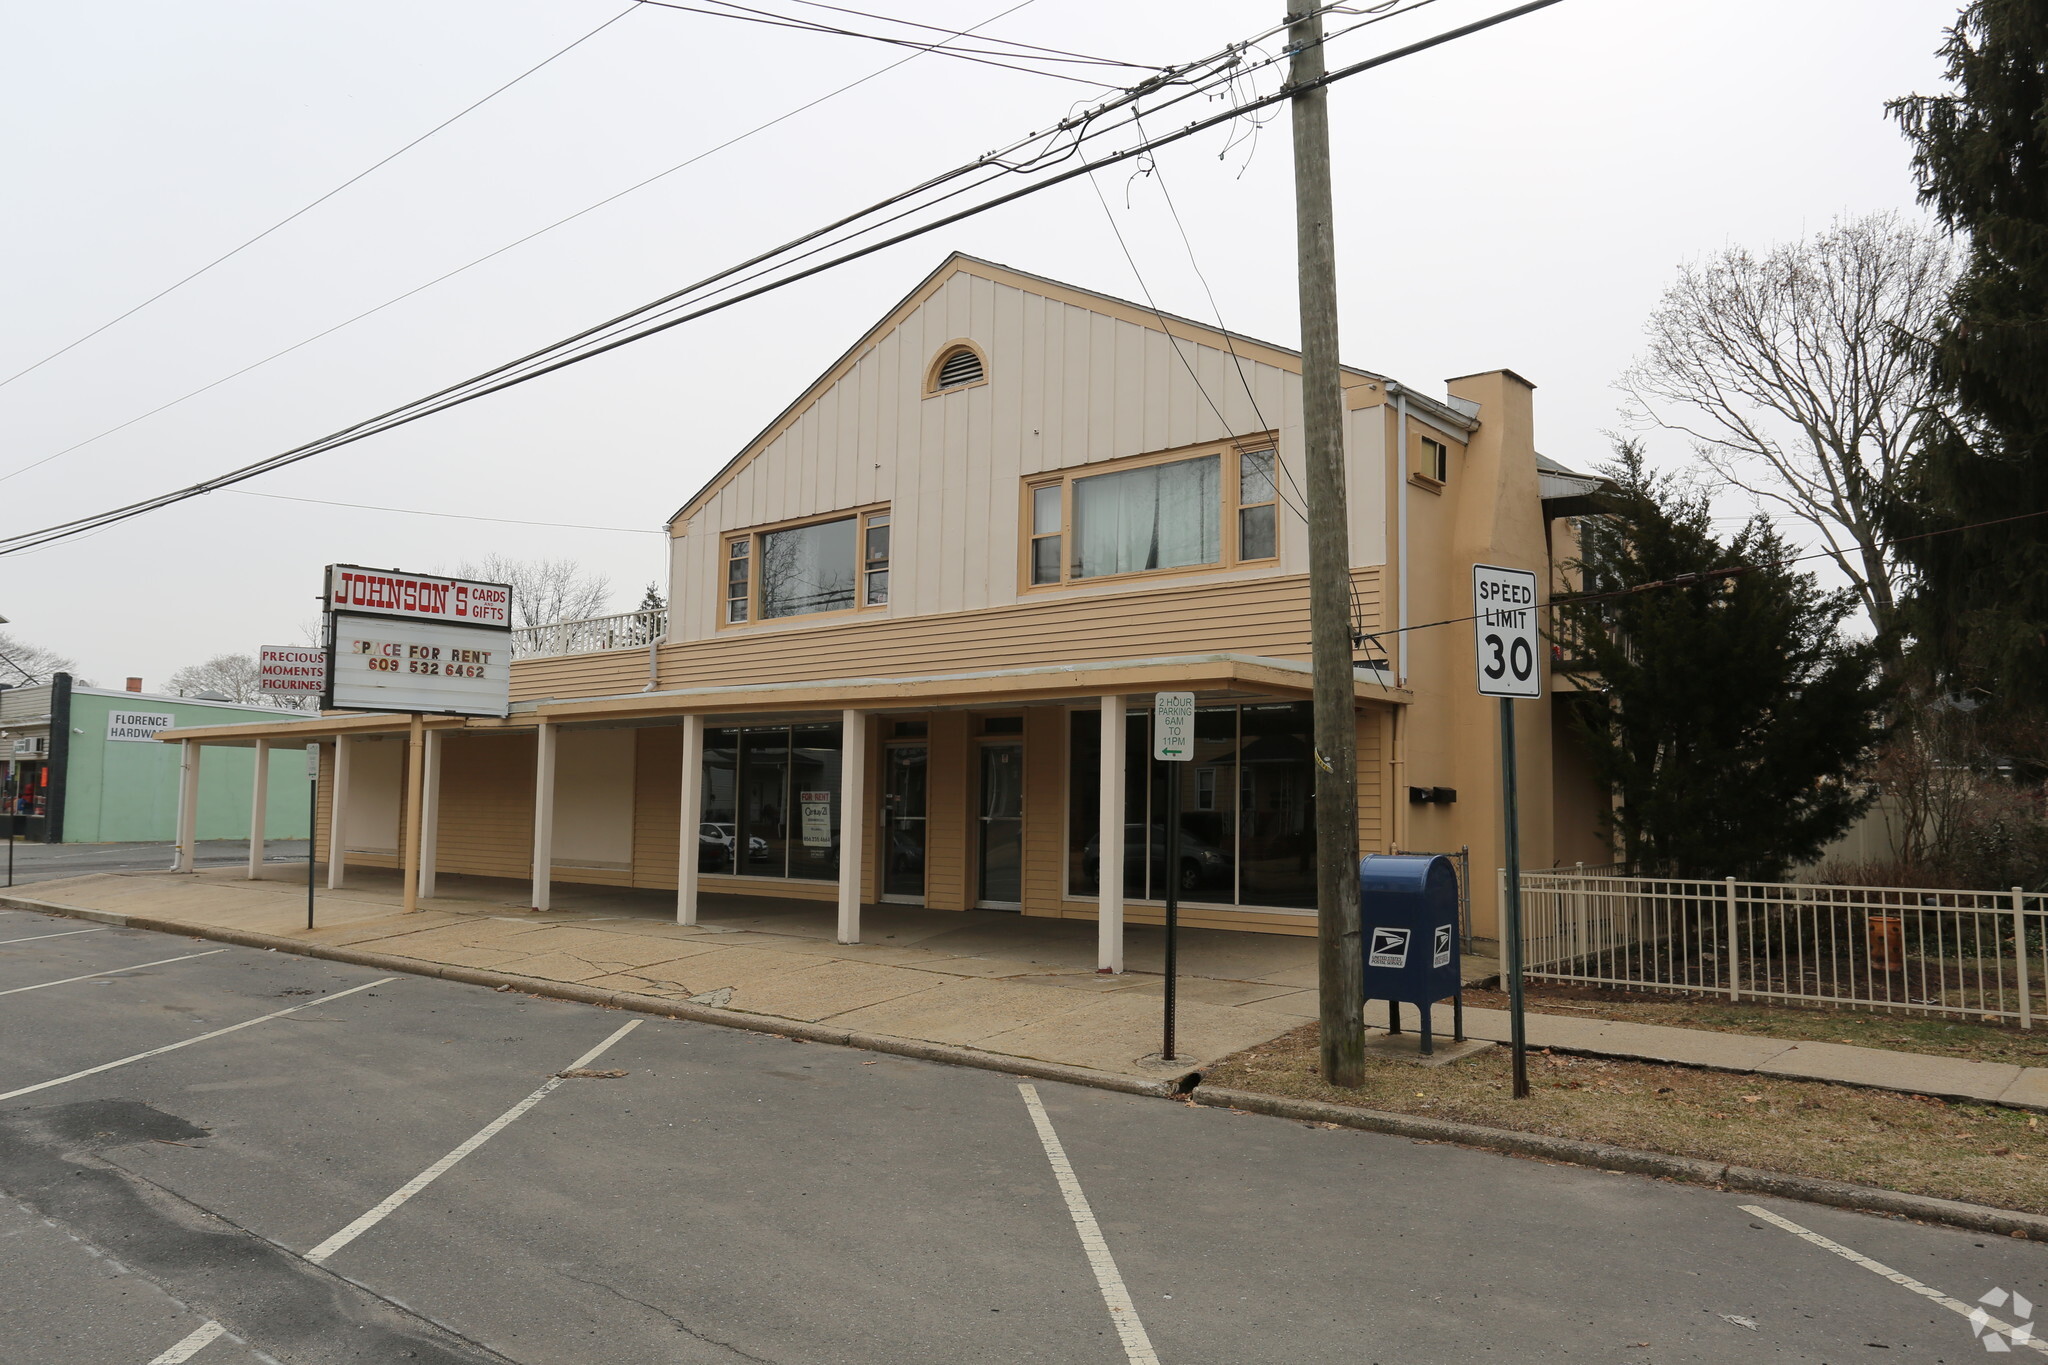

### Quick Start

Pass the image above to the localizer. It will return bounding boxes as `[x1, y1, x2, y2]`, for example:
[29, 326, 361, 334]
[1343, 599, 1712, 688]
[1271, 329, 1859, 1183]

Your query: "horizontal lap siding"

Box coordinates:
[508, 567, 1383, 703]
[1021, 708, 1065, 916]
[925, 713, 969, 910]
[633, 727, 682, 891]
[1356, 707, 1386, 853]
[1055, 901, 1316, 937]
[429, 733, 534, 879]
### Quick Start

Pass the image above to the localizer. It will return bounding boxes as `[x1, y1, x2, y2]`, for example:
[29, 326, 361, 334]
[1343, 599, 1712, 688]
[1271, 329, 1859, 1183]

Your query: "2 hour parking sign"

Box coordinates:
[1472, 563, 1541, 699]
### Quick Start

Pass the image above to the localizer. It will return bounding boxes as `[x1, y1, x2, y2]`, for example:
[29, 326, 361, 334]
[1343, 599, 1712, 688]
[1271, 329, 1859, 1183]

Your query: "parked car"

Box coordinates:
[1081, 820, 1230, 895]
[699, 822, 770, 865]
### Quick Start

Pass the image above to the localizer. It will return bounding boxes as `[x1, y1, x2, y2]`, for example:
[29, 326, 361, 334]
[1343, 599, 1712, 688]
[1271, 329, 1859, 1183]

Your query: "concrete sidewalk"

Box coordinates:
[6, 866, 1331, 1074]
[9, 864, 2045, 1109]
[1371, 999, 2048, 1110]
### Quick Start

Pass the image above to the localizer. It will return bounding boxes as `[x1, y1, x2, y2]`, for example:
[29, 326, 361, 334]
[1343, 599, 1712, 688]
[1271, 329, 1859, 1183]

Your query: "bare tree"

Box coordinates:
[455, 555, 611, 630]
[1620, 213, 1955, 641]
[167, 652, 311, 709]
[0, 631, 82, 685]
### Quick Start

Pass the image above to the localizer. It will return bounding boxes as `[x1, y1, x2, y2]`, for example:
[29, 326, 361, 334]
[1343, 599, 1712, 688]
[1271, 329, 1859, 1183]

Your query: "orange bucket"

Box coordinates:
[1868, 912, 1905, 973]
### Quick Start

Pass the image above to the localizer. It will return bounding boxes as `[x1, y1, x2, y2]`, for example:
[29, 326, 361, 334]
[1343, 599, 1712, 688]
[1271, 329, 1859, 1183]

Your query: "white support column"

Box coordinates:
[530, 722, 556, 912]
[327, 736, 351, 890]
[1098, 696, 1126, 973]
[417, 730, 443, 901]
[246, 739, 269, 878]
[837, 709, 867, 944]
[676, 715, 704, 925]
[174, 741, 201, 873]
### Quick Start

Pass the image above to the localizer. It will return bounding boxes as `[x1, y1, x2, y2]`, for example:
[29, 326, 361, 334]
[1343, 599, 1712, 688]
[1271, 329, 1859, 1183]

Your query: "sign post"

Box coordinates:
[306, 744, 320, 931]
[1472, 563, 1540, 1099]
[1153, 691, 1195, 1062]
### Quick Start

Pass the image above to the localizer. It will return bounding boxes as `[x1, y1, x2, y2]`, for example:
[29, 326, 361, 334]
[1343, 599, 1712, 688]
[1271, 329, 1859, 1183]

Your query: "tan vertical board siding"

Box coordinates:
[668, 272, 1313, 647]
[513, 568, 1385, 704]
[1020, 707, 1065, 917]
[924, 712, 969, 911]
[552, 728, 634, 871]
[1347, 401, 1390, 567]
[633, 726, 683, 891]
[344, 737, 403, 854]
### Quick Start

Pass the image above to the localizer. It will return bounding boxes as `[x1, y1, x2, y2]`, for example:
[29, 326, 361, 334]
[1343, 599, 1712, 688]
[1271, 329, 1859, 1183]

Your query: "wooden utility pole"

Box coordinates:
[1289, 4, 1365, 1086]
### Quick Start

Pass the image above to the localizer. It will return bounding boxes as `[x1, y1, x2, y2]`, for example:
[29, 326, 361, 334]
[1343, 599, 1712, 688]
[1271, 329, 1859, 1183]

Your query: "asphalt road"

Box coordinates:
[0, 839, 310, 886]
[1, 903, 2042, 1364]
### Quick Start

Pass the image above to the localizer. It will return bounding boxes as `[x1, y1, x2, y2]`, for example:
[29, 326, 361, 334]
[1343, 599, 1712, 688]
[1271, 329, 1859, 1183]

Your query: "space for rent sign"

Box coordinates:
[323, 563, 513, 717]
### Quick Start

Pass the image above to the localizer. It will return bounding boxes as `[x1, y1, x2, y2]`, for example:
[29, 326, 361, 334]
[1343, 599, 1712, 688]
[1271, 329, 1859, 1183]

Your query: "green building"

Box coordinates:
[0, 674, 315, 843]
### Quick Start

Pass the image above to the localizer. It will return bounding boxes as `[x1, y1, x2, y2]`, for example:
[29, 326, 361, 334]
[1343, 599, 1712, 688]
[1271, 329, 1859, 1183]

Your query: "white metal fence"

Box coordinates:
[1518, 869, 2045, 1027]
[510, 609, 666, 660]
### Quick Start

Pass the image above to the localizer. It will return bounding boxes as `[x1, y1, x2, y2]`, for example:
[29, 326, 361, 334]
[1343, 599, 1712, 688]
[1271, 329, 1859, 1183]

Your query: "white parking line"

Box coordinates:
[1018, 1083, 1160, 1365]
[1742, 1204, 2048, 1354]
[0, 949, 225, 997]
[0, 977, 395, 1102]
[0, 926, 109, 946]
[147, 1019, 643, 1364]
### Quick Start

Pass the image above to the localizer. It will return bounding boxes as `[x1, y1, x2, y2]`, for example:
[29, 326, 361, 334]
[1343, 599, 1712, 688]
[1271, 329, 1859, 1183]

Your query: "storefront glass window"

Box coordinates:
[1067, 700, 1311, 909]
[700, 722, 843, 879]
[1235, 703, 1316, 909]
[701, 729, 740, 873]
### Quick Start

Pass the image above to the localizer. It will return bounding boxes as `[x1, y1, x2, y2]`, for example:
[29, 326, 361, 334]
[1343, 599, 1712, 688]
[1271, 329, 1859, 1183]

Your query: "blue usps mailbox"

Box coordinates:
[1358, 854, 1465, 1056]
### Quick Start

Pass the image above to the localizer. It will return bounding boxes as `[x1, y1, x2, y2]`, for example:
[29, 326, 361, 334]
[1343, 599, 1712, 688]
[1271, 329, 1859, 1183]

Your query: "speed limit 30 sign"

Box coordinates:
[1472, 563, 1541, 699]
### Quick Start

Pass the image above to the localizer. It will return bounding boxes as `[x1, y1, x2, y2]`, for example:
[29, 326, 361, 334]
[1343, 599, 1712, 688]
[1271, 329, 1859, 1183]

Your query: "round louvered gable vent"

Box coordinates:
[934, 346, 984, 390]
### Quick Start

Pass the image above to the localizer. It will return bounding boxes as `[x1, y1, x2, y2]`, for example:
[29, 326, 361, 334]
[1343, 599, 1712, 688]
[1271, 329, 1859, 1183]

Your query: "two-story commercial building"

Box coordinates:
[163, 254, 1611, 967]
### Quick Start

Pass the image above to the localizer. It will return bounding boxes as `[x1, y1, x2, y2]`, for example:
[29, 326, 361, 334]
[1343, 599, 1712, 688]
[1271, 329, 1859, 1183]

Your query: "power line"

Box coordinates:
[767, 0, 1154, 67]
[0, 0, 1570, 557]
[0, 0, 1044, 491]
[631, 0, 1123, 85]
[0, 3, 1516, 552]
[1083, 166, 1307, 526]
[0, 6, 638, 395]
[0, 16, 1244, 526]
[0, 649, 41, 685]
[222, 489, 660, 534]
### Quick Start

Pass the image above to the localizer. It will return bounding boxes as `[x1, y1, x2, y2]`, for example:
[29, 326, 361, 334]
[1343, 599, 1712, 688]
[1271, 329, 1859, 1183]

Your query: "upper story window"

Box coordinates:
[724, 506, 891, 625]
[1024, 438, 1280, 590]
[925, 341, 988, 396]
[1414, 433, 1451, 488]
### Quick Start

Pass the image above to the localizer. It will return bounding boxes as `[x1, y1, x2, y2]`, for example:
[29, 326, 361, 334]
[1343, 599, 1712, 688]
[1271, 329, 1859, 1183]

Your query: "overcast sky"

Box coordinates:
[1, 0, 1960, 687]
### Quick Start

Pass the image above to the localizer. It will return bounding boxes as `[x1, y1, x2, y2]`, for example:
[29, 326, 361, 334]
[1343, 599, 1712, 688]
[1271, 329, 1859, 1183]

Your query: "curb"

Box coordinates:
[0, 892, 1178, 1100]
[7, 890, 2041, 1240]
[1188, 1084, 2048, 1241]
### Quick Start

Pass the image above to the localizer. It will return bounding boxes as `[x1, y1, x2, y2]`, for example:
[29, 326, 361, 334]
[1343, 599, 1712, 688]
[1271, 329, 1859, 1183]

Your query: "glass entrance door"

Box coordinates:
[977, 742, 1024, 908]
[881, 744, 927, 902]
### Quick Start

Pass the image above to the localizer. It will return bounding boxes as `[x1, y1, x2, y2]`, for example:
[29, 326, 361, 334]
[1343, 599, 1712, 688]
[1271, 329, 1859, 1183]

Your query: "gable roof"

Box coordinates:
[665, 252, 1396, 529]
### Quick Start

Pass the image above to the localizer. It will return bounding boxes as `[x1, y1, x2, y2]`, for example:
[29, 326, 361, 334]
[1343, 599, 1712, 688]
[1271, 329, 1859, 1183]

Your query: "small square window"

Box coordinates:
[1420, 436, 1449, 483]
